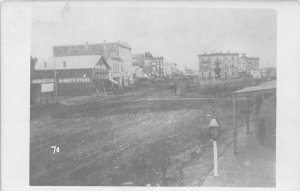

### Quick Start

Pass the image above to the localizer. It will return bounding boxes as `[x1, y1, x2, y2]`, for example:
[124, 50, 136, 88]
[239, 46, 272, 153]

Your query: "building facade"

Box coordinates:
[246, 57, 260, 70]
[153, 56, 164, 77]
[198, 52, 239, 79]
[32, 55, 111, 96]
[132, 52, 164, 79]
[163, 62, 177, 77]
[53, 41, 133, 86]
[199, 52, 260, 79]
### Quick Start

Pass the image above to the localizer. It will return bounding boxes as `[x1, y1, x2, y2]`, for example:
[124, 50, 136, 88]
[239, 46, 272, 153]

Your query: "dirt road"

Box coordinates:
[30, 82, 246, 186]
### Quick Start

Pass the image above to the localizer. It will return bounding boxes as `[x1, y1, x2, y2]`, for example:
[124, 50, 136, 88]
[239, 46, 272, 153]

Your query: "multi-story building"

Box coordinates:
[246, 57, 259, 70]
[163, 62, 177, 77]
[239, 53, 260, 77]
[53, 41, 133, 86]
[239, 53, 248, 71]
[132, 52, 164, 79]
[153, 56, 164, 77]
[198, 52, 239, 79]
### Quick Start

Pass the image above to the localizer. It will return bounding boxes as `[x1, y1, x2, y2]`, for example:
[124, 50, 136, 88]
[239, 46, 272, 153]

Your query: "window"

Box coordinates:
[63, 61, 66, 68]
[44, 62, 47, 68]
[232, 71, 234, 76]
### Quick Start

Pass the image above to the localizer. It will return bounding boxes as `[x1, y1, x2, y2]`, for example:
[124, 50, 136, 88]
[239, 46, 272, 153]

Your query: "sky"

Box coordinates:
[31, 3, 276, 70]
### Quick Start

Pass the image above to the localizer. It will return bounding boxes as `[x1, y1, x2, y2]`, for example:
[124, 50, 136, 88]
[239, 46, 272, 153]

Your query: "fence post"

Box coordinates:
[247, 96, 250, 134]
[233, 93, 237, 155]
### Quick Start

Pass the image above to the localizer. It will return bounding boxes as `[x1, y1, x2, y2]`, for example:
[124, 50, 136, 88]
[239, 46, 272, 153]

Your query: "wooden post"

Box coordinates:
[233, 94, 237, 155]
[213, 141, 219, 176]
[247, 96, 250, 134]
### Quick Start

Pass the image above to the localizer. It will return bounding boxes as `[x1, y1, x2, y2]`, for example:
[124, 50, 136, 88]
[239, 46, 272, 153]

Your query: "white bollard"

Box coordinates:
[213, 141, 219, 176]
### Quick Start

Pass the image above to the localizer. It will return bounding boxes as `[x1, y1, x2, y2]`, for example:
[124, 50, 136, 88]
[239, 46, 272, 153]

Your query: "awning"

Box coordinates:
[232, 80, 276, 155]
[233, 80, 276, 96]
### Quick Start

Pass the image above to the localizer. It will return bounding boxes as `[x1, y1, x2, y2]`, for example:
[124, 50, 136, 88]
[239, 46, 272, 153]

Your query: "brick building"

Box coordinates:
[198, 52, 239, 79]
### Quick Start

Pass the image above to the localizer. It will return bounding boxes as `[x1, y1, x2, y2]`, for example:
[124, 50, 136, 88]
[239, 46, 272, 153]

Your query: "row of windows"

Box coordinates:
[199, 64, 237, 70]
[200, 71, 238, 77]
[199, 56, 237, 62]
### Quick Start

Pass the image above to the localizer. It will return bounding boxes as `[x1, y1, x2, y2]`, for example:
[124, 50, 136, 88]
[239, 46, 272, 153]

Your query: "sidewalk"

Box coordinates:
[201, 129, 275, 187]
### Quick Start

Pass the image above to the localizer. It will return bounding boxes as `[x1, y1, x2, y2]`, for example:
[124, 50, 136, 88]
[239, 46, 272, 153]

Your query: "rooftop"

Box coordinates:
[53, 41, 131, 58]
[198, 52, 239, 57]
[234, 80, 276, 95]
[35, 55, 110, 70]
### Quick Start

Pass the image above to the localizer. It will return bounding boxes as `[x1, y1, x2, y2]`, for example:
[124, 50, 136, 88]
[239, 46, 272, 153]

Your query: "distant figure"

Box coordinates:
[169, 82, 177, 95]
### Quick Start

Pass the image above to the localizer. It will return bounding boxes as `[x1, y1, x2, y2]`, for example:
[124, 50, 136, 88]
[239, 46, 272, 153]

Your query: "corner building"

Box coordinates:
[198, 52, 239, 79]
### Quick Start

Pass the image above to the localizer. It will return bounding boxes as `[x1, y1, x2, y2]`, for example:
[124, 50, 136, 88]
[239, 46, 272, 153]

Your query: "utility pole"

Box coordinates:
[53, 56, 58, 103]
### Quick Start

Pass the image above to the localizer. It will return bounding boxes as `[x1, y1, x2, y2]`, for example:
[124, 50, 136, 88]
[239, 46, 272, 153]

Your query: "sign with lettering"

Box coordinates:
[33, 78, 92, 84]
[58, 78, 91, 83]
[32, 79, 54, 84]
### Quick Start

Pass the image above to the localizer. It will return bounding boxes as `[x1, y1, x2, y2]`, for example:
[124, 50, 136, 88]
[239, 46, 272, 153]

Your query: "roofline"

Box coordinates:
[233, 88, 276, 96]
[246, 57, 259, 60]
[198, 53, 239, 56]
[53, 41, 132, 50]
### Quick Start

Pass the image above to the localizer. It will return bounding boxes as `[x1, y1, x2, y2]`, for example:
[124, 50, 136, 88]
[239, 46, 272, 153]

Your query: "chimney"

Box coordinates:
[227, 51, 230, 53]
[204, 51, 207, 55]
[220, 51, 223, 54]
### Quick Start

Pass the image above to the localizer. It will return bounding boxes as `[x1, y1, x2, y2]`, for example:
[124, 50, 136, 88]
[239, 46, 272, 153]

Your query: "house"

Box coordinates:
[32, 55, 111, 96]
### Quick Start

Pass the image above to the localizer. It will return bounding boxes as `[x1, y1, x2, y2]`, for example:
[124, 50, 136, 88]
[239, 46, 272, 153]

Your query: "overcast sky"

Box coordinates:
[31, 3, 276, 70]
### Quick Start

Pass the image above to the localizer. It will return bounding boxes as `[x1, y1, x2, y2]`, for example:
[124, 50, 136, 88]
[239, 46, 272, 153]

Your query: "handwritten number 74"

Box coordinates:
[51, 146, 60, 154]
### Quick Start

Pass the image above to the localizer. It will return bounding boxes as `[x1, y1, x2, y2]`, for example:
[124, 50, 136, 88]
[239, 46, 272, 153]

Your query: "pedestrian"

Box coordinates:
[174, 83, 177, 95]
[169, 82, 174, 94]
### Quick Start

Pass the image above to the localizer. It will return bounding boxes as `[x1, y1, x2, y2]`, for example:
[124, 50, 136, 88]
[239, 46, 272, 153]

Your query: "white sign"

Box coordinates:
[41, 83, 54, 92]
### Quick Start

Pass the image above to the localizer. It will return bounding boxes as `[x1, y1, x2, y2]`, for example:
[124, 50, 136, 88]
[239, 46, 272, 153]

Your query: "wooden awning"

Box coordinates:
[233, 80, 276, 96]
[232, 80, 276, 155]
